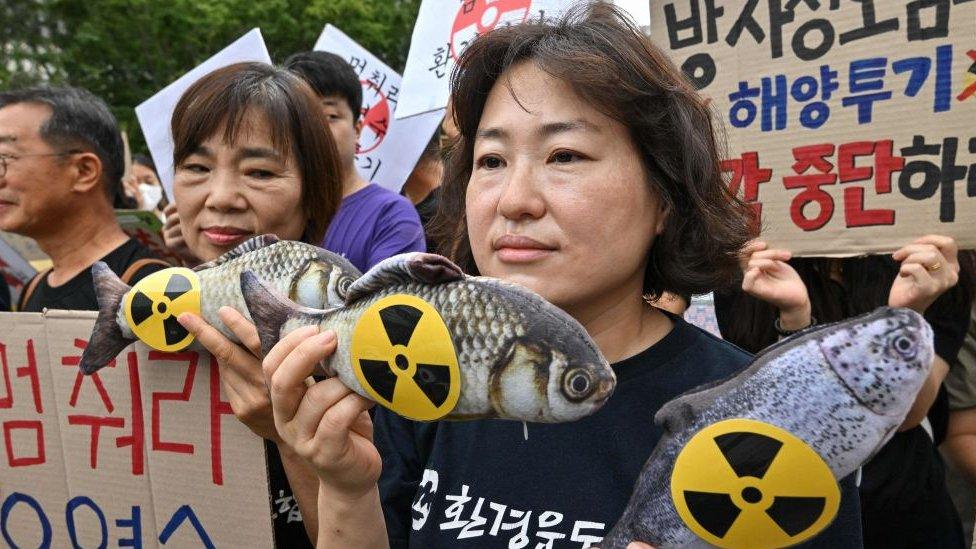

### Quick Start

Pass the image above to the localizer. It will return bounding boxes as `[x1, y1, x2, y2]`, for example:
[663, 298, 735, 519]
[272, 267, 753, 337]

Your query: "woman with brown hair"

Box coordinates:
[166, 62, 343, 547]
[259, 5, 861, 548]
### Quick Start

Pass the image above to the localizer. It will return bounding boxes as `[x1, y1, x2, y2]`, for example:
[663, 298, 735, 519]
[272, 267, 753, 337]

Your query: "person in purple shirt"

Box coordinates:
[284, 51, 426, 272]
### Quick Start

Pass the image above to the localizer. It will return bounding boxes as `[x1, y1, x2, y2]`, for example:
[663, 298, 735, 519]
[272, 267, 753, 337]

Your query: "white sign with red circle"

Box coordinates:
[315, 25, 445, 193]
[397, 0, 576, 120]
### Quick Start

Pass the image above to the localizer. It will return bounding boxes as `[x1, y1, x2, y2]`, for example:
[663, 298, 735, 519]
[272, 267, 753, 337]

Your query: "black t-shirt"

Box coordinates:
[21, 238, 167, 312]
[373, 315, 863, 548]
[0, 276, 10, 312]
[266, 441, 314, 548]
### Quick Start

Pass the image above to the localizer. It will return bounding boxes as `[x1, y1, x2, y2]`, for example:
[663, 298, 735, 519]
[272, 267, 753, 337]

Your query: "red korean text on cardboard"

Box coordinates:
[0, 311, 272, 547]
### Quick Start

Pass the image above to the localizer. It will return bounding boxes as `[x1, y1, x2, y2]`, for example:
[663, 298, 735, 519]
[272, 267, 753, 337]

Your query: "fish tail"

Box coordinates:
[80, 262, 135, 374]
[241, 270, 327, 357]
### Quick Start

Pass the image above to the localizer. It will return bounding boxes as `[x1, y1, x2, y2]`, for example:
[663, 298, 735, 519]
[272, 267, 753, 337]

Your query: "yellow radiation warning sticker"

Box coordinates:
[123, 267, 201, 352]
[350, 294, 460, 421]
[671, 418, 840, 549]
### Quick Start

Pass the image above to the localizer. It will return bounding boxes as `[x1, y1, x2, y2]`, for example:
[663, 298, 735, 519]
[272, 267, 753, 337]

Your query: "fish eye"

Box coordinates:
[336, 275, 354, 297]
[562, 368, 593, 401]
[890, 334, 916, 358]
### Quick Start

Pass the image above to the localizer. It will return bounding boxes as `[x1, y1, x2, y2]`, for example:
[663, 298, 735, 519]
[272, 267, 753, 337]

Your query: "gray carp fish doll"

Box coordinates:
[79, 235, 361, 374]
[241, 252, 616, 423]
[603, 307, 934, 549]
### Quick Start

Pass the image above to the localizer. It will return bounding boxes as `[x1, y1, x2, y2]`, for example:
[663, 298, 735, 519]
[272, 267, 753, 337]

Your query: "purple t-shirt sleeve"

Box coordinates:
[366, 196, 427, 269]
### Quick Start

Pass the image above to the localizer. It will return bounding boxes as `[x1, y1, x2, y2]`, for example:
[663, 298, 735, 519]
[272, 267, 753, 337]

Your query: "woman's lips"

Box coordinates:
[201, 227, 251, 246]
[493, 235, 557, 263]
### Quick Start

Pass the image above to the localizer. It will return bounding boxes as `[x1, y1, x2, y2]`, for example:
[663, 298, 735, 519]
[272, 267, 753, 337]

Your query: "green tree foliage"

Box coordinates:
[1, 0, 421, 150]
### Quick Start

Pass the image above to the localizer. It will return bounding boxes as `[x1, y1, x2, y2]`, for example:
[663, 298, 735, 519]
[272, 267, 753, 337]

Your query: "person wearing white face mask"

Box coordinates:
[120, 153, 167, 219]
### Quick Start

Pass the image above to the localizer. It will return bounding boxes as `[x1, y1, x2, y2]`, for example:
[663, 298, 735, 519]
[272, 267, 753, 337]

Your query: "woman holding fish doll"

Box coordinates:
[259, 5, 865, 548]
[158, 62, 344, 547]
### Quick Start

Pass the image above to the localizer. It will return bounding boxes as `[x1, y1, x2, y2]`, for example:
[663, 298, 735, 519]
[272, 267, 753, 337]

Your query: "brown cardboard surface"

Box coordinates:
[44, 313, 159, 547]
[650, 2, 976, 256]
[0, 311, 273, 547]
[137, 346, 273, 548]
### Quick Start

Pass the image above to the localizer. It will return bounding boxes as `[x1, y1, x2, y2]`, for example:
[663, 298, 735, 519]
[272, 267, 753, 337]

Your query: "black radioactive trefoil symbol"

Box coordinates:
[683, 431, 828, 539]
[359, 304, 452, 407]
[129, 273, 192, 346]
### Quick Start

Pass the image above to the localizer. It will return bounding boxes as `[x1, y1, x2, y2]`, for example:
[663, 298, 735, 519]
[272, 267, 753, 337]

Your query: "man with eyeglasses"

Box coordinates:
[0, 86, 168, 312]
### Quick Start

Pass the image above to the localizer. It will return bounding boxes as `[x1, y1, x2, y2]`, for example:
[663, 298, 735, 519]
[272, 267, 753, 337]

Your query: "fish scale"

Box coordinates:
[194, 241, 349, 340]
[603, 307, 934, 548]
[312, 280, 531, 418]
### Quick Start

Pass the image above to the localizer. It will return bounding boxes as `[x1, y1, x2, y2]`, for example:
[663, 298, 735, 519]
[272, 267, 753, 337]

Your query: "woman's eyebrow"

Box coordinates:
[475, 127, 507, 141]
[188, 145, 213, 158]
[237, 147, 281, 162]
[537, 119, 599, 138]
[475, 119, 599, 142]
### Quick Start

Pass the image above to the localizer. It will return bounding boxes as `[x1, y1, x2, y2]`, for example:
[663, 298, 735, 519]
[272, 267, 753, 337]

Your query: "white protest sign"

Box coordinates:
[396, 0, 576, 120]
[135, 29, 271, 200]
[314, 25, 445, 193]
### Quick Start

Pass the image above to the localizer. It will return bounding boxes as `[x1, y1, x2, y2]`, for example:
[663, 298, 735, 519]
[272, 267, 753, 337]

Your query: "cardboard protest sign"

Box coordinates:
[115, 209, 181, 266]
[315, 25, 445, 193]
[650, 1, 976, 256]
[0, 311, 273, 547]
[397, 0, 576, 119]
[135, 29, 272, 200]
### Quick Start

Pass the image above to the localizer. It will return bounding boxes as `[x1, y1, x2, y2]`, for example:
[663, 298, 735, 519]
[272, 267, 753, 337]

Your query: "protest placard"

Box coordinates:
[650, 1, 976, 256]
[0, 311, 272, 547]
[315, 25, 445, 192]
[135, 29, 272, 200]
[397, 0, 576, 119]
[115, 209, 180, 266]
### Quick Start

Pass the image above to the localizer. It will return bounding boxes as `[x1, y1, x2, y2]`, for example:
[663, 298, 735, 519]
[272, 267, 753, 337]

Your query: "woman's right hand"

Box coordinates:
[263, 326, 382, 499]
[739, 240, 812, 331]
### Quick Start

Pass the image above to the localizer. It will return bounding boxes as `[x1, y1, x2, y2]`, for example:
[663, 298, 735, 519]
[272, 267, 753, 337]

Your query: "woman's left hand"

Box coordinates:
[889, 235, 960, 313]
[178, 307, 281, 442]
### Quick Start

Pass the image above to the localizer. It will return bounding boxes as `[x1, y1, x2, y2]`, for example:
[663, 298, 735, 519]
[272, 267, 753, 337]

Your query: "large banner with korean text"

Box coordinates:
[651, 1, 976, 256]
[0, 311, 272, 547]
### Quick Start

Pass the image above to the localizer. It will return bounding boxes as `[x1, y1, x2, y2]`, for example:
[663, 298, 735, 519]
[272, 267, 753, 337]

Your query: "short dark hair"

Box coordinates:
[132, 153, 156, 172]
[283, 51, 363, 122]
[431, 2, 753, 298]
[0, 86, 123, 200]
[171, 62, 343, 244]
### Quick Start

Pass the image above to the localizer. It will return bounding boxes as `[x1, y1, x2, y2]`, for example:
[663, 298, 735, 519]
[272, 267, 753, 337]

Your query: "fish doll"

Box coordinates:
[602, 307, 934, 549]
[241, 252, 616, 423]
[80, 235, 361, 374]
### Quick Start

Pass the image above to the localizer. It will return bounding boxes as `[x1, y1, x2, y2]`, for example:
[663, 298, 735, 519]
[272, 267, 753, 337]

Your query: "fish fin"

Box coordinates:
[240, 270, 328, 357]
[80, 262, 136, 374]
[192, 234, 281, 271]
[315, 249, 363, 278]
[345, 252, 464, 304]
[653, 350, 774, 432]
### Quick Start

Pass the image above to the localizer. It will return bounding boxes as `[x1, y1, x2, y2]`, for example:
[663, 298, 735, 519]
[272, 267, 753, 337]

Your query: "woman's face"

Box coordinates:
[466, 62, 665, 318]
[173, 110, 305, 262]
